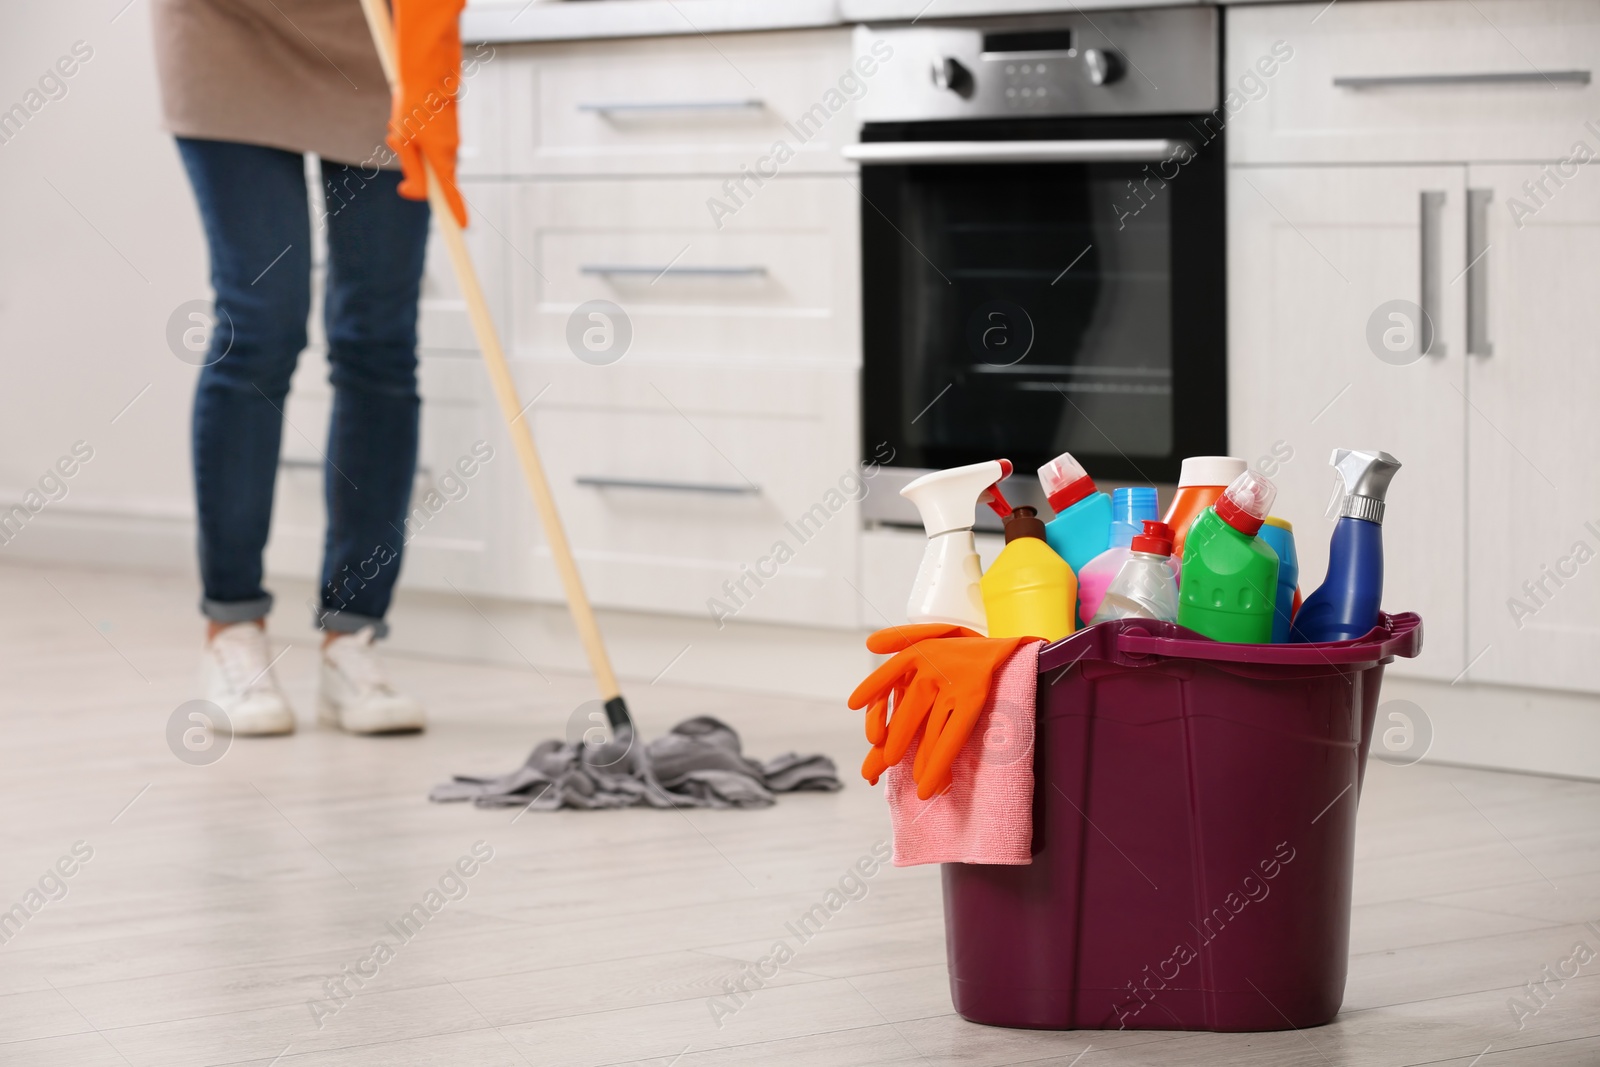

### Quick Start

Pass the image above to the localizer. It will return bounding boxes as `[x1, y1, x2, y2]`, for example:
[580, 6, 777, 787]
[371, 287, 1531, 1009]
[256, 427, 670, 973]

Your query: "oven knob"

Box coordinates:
[930, 56, 972, 94]
[1083, 48, 1123, 86]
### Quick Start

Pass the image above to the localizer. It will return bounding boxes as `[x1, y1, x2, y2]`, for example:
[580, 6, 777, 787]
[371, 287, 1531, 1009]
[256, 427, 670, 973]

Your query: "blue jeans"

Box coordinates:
[177, 137, 430, 638]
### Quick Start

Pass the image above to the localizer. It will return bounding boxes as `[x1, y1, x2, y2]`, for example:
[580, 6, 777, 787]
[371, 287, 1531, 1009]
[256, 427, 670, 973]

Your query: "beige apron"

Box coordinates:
[151, 0, 394, 167]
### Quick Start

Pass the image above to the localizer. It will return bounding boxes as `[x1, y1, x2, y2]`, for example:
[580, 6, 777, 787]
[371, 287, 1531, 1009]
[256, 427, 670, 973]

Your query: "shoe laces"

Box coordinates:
[210, 625, 277, 695]
[325, 627, 395, 696]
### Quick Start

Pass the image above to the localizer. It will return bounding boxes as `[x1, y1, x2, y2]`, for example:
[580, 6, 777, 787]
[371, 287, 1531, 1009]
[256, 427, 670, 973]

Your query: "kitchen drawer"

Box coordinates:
[264, 354, 507, 596]
[496, 29, 861, 175]
[509, 176, 860, 365]
[1228, 0, 1600, 165]
[418, 184, 509, 353]
[487, 361, 864, 627]
[458, 41, 508, 177]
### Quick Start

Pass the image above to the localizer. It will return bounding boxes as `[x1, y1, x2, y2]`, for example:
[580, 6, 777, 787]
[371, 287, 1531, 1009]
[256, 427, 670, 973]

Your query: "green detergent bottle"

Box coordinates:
[1177, 469, 1281, 643]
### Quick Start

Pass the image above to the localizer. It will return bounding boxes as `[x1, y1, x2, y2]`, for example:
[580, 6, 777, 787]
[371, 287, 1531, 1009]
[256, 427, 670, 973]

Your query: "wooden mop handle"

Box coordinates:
[358, 0, 629, 717]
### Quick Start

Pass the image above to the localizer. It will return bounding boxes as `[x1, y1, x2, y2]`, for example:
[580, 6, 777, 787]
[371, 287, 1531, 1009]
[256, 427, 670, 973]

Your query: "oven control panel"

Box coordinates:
[854, 9, 1216, 123]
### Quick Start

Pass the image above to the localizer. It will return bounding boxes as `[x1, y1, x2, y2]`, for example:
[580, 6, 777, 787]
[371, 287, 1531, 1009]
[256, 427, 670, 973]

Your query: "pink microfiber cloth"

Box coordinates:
[885, 640, 1041, 866]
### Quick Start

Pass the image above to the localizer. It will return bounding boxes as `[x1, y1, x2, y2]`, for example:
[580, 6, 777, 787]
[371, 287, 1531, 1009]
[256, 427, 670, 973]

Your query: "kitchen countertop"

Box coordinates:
[463, 0, 1280, 45]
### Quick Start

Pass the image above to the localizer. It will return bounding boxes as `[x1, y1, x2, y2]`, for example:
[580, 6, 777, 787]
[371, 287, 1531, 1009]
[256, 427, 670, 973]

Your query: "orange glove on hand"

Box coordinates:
[850, 626, 1024, 800]
[387, 0, 469, 227]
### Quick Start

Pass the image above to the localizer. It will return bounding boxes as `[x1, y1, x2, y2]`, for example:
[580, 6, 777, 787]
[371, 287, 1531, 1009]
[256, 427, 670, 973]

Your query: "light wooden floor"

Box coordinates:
[3, 562, 1599, 1066]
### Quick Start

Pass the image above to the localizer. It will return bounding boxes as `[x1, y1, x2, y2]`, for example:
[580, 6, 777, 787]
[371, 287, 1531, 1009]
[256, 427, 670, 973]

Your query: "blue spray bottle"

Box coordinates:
[1291, 449, 1402, 644]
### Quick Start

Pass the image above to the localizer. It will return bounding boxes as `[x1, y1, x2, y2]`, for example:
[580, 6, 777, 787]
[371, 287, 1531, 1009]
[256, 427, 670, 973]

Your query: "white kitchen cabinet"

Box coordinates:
[484, 360, 863, 627]
[497, 29, 860, 177]
[1228, 165, 1468, 682]
[1227, 0, 1600, 166]
[1229, 0, 1600, 697]
[507, 176, 860, 366]
[429, 29, 866, 629]
[1461, 162, 1600, 693]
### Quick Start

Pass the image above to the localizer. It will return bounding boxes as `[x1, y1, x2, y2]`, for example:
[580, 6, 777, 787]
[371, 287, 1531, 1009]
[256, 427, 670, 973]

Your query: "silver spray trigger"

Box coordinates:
[1328, 449, 1402, 525]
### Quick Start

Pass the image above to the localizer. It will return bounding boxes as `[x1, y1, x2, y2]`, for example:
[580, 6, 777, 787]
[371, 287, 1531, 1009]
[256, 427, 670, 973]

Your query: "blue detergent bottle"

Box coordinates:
[1036, 451, 1113, 575]
[1291, 449, 1402, 644]
[1257, 517, 1300, 643]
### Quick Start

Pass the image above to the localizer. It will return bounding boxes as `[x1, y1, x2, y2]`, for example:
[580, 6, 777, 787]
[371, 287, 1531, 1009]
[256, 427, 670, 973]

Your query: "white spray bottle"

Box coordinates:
[900, 459, 1013, 633]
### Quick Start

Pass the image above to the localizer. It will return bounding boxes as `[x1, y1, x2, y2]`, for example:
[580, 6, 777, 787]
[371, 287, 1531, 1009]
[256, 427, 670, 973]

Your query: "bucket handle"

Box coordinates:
[1111, 612, 1423, 666]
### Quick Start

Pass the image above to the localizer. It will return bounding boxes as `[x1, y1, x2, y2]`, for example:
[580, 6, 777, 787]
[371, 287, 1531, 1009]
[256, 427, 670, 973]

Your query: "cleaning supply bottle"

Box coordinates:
[980, 506, 1076, 642]
[1176, 470, 1280, 643]
[1037, 451, 1113, 574]
[1091, 521, 1180, 624]
[1109, 486, 1159, 546]
[1076, 487, 1172, 623]
[1164, 456, 1248, 559]
[1291, 449, 1402, 644]
[901, 459, 1014, 633]
[1257, 516, 1301, 643]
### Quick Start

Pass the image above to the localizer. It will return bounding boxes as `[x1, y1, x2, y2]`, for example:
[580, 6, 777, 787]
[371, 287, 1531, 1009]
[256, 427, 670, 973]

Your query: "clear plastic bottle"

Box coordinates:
[1091, 521, 1180, 624]
[1077, 487, 1164, 623]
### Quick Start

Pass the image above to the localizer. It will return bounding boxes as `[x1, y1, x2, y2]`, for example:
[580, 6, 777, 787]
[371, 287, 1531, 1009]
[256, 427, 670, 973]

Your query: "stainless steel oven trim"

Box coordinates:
[842, 139, 1189, 165]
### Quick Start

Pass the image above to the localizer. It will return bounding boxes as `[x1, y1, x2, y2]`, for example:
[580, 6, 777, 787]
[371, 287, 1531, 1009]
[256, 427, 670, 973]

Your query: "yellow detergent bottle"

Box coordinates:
[980, 506, 1076, 643]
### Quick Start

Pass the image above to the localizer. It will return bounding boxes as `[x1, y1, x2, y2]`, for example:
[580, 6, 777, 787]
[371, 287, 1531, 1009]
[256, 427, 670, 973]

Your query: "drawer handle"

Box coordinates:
[576, 475, 761, 496]
[283, 457, 436, 475]
[580, 265, 768, 278]
[842, 139, 1190, 165]
[1333, 71, 1590, 89]
[577, 99, 765, 114]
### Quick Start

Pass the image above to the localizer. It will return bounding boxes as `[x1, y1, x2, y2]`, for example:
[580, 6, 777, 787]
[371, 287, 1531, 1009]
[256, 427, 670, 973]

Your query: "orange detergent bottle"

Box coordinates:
[1164, 456, 1248, 559]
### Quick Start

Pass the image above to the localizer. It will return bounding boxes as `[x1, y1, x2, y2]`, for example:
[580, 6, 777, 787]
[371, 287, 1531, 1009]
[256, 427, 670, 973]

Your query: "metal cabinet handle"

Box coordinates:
[1419, 190, 1446, 358]
[841, 139, 1189, 165]
[576, 475, 760, 495]
[1334, 70, 1590, 89]
[1467, 188, 1494, 357]
[283, 457, 436, 476]
[577, 99, 764, 114]
[580, 265, 767, 277]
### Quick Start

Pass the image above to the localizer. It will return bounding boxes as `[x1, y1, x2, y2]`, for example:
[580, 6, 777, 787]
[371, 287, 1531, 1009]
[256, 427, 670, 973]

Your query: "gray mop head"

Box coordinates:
[430, 716, 842, 811]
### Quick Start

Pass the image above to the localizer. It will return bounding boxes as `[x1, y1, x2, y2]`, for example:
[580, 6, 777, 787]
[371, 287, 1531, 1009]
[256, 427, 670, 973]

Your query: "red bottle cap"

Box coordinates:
[1037, 452, 1097, 512]
[1131, 520, 1174, 557]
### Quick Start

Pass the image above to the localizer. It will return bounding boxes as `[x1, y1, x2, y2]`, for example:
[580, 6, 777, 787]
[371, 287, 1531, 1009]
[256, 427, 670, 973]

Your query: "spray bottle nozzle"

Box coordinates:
[983, 479, 1013, 520]
[901, 459, 1014, 537]
[1329, 449, 1402, 524]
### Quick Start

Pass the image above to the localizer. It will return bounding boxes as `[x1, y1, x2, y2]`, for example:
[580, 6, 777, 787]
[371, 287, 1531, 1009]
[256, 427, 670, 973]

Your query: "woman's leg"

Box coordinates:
[176, 137, 312, 628]
[315, 160, 430, 638]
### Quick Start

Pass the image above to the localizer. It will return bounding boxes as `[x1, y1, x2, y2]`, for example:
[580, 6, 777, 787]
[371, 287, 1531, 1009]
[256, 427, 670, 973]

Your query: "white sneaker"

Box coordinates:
[318, 627, 426, 734]
[204, 623, 296, 736]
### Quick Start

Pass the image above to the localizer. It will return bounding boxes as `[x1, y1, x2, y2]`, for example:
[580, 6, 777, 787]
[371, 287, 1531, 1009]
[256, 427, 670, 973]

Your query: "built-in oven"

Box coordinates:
[849, 9, 1225, 527]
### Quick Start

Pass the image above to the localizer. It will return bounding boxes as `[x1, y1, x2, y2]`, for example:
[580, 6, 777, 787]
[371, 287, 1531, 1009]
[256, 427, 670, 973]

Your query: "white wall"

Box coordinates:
[0, 3, 211, 566]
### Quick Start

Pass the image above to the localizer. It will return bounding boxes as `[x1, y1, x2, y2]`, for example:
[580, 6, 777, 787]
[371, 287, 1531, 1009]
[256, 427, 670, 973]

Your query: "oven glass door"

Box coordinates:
[860, 117, 1226, 484]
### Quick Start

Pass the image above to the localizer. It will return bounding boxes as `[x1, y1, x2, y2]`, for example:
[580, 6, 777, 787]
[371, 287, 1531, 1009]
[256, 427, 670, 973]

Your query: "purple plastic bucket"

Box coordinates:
[943, 612, 1422, 1032]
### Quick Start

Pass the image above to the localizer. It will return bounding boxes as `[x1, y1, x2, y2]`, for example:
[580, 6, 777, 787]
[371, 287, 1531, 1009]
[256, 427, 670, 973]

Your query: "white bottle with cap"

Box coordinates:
[899, 460, 1013, 633]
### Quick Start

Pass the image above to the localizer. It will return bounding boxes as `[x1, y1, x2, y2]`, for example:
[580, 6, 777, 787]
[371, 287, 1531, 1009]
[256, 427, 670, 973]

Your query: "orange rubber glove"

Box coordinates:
[387, 0, 468, 227]
[850, 627, 1024, 799]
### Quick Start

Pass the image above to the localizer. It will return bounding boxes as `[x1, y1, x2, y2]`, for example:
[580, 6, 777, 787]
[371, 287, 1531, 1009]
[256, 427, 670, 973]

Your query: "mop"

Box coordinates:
[356, 0, 841, 809]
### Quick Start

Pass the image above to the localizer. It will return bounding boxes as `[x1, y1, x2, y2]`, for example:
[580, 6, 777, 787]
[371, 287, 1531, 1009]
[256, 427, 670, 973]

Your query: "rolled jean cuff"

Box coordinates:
[315, 606, 389, 639]
[202, 593, 274, 624]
